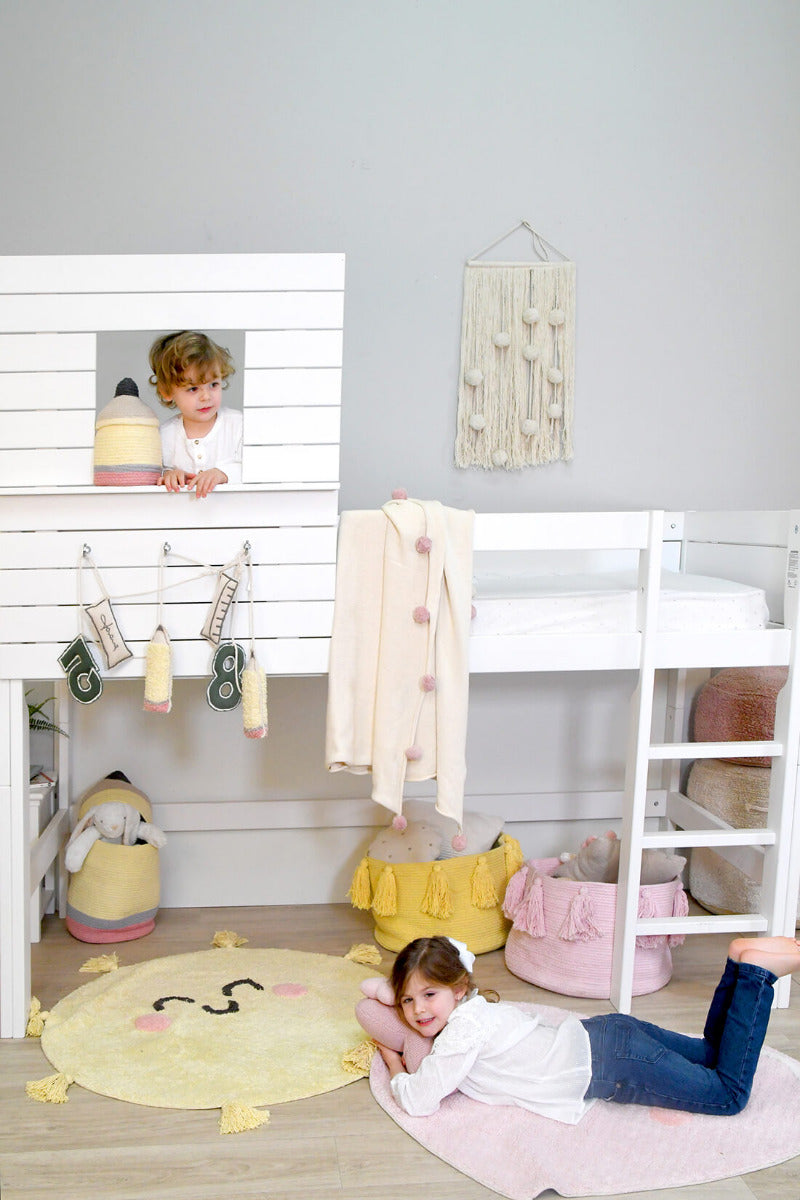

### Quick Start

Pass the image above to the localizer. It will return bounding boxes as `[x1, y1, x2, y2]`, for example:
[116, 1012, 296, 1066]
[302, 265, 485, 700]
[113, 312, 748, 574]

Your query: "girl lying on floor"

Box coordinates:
[356, 934, 800, 1125]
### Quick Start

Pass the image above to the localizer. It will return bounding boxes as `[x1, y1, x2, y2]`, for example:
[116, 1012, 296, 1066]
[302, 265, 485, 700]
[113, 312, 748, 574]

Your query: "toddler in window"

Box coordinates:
[150, 330, 242, 497]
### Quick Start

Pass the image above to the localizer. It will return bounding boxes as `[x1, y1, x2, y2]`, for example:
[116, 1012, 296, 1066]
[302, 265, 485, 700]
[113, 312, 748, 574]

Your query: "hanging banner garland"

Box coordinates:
[58, 635, 103, 705]
[143, 544, 173, 714]
[240, 553, 268, 739]
[59, 547, 133, 703]
[455, 220, 575, 470]
[207, 641, 246, 711]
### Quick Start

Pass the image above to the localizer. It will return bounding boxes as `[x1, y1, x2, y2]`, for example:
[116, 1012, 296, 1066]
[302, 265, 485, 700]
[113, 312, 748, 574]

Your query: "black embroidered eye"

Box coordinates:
[201, 977, 265, 1016]
[153, 995, 195, 1012]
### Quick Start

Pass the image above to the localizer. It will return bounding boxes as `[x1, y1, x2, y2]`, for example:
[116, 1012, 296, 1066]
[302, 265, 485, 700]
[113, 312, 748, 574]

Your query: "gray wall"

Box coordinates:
[6, 2, 800, 891]
[3, 0, 798, 512]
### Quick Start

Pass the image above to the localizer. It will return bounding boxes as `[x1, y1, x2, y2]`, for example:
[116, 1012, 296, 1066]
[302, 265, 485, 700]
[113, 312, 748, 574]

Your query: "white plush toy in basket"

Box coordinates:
[503, 838, 688, 999]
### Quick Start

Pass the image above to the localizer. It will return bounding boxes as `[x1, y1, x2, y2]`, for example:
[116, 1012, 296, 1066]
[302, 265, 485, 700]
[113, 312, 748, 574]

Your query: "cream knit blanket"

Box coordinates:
[325, 498, 474, 828]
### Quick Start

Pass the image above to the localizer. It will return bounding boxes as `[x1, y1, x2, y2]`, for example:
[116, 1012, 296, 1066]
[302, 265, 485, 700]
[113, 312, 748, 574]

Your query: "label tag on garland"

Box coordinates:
[85, 597, 133, 669]
[207, 641, 246, 711]
[58, 635, 103, 704]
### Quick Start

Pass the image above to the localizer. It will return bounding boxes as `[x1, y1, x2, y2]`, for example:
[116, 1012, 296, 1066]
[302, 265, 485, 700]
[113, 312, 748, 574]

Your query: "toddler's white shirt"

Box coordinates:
[390, 994, 594, 1125]
[160, 408, 243, 484]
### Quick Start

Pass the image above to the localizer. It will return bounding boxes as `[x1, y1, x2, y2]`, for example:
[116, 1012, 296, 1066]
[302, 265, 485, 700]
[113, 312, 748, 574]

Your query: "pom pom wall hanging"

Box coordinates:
[455, 220, 575, 470]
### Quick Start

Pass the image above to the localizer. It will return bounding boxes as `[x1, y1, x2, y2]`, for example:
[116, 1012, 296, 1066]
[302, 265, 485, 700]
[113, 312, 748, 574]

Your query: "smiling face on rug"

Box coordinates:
[399, 969, 467, 1037]
[40, 948, 373, 1110]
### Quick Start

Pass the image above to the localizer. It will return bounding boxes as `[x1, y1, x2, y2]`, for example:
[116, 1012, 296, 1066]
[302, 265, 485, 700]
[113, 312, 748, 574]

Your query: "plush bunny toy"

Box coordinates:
[65, 801, 167, 872]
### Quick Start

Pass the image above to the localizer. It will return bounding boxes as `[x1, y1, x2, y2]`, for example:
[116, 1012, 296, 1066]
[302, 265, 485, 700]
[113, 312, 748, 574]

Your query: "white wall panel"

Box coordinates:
[2, 410, 94, 449]
[0, 334, 96, 372]
[245, 330, 343, 368]
[242, 444, 340, 484]
[0, 372, 95, 410]
[244, 368, 342, 407]
[245, 406, 340, 445]
[0, 448, 93, 486]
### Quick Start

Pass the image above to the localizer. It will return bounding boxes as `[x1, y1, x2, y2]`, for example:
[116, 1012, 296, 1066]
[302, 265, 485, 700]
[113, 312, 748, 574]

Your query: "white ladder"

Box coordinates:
[610, 511, 800, 1013]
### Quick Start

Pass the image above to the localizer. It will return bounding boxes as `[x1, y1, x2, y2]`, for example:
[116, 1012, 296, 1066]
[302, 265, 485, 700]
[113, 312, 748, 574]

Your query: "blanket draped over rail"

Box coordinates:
[325, 499, 474, 829]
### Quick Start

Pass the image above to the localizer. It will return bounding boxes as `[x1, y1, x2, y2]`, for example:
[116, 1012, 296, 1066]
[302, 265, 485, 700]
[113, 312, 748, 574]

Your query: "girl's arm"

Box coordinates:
[389, 1028, 482, 1117]
[376, 1044, 406, 1078]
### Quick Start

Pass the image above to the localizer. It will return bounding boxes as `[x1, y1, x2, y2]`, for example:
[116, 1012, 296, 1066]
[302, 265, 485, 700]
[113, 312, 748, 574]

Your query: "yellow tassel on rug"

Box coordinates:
[219, 1101, 270, 1134]
[26, 1072, 72, 1104]
[342, 1038, 376, 1077]
[79, 952, 120, 973]
[212, 930, 248, 948]
[345, 943, 381, 965]
[25, 996, 48, 1038]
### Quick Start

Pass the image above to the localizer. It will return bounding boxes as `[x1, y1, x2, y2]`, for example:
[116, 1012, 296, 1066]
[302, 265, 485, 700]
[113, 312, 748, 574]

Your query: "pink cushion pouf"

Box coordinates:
[693, 667, 788, 766]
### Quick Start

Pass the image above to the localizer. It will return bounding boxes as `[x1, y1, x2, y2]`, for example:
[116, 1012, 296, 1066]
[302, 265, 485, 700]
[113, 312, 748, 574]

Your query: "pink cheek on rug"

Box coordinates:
[649, 1108, 691, 1127]
[272, 983, 308, 998]
[134, 1013, 172, 1033]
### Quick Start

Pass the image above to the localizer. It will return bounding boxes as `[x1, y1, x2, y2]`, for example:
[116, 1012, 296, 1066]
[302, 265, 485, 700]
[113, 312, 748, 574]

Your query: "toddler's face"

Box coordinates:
[163, 364, 223, 429]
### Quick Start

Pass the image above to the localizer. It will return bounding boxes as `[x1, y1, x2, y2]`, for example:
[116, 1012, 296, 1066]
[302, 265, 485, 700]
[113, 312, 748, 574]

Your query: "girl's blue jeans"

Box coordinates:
[581, 958, 776, 1115]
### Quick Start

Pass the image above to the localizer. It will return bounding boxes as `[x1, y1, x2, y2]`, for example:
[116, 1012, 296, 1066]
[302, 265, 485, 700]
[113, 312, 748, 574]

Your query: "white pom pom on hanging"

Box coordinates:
[548, 401, 563, 418]
[493, 332, 511, 348]
[521, 418, 538, 436]
[522, 307, 540, 325]
[547, 367, 563, 384]
[548, 308, 565, 326]
[464, 368, 483, 387]
[521, 344, 539, 361]
[469, 413, 486, 431]
[491, 449, 508, 467]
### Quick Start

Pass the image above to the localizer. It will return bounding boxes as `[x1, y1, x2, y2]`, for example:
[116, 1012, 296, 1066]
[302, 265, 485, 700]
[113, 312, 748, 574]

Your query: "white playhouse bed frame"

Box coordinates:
[2, 254, 800, 1038]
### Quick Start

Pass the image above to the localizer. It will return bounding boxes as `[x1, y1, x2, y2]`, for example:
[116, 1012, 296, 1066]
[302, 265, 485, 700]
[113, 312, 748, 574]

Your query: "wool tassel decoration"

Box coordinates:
[518, 875, 546, 937]
[26, 1072, 73, 1104]
[212, 930, 249, 948]
[669, 884, 689, 947]
[25, 996, 48, 1038]
[372, 865, 397, 917]
[420, 863, 453, 920]
[143, 625, 172, 713]
[219, 1101, 270, 1134]
[348, 858, 372, 910]
[635, 890, 661, 949]
[242, 650, 268, 739]
[559, 887, 602, 942]
[471, 855, 499, 909]
[345, 943, 381, 966]
[79, 952, 120, 973]
[342, 1038, 377, 1077]
[500, 833, 525, 880]
[455, 224, 575, 471]
[501, 864, 529, 920]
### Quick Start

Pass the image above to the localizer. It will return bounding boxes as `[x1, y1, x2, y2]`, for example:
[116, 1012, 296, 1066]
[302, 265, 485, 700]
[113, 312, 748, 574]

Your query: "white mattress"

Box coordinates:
[471, 570, 769, 636]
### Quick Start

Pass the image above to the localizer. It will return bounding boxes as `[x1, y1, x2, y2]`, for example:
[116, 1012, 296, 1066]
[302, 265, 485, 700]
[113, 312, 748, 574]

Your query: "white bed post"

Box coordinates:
[610, 510, 664, 1013]
[0, 679, 31, 1038]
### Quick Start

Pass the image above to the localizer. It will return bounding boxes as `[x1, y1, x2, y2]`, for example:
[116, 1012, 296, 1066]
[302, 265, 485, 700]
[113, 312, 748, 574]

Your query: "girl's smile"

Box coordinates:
[399, 969, 466, 1037]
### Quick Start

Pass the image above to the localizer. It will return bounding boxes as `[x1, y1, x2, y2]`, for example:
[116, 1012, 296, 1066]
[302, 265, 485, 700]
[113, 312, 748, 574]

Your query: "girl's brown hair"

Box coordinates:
[149, 330, 235, 407]
[390, 936, 475, 1009]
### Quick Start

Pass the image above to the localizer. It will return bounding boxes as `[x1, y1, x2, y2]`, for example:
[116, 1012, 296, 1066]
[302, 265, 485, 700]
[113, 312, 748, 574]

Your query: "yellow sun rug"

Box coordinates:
[29, 945, 376, 1130]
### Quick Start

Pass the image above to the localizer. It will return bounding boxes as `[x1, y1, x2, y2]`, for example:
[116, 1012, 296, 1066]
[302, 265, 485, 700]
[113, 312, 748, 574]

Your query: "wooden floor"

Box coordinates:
[2, 904, 800, 1200]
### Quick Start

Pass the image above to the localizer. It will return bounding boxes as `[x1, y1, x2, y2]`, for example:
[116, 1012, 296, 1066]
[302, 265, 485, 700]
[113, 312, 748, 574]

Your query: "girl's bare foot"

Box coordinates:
[728, 936, 800, 977]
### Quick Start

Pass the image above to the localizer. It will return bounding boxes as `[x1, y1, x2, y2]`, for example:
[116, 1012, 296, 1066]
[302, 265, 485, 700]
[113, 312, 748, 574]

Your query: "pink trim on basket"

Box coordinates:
[66, 916, 155, 943]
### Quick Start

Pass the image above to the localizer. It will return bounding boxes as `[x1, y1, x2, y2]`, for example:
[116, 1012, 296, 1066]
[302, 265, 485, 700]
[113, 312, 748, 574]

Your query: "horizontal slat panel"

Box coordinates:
[242, 444, 339, 484]
[0, 253, 345, 294]
[0, 333, 96, 372]
[244, 368, 342, 407]
[1, 563, 336, 606]
[0, 448, 92, 487]
[0, 487, 339, 530]
[685, 510, 790, 548]
[244, 406, 340, 445]
[472, 511, 652, 551]
[1, 410, 94, 449]
[1, 600, 334, 643]
[245, 330, 343, 368]
[0, 371, 95, 410]
[0, 291, 344, 333]
[0, 525, 337, 567]
[0, 636, 332, 679]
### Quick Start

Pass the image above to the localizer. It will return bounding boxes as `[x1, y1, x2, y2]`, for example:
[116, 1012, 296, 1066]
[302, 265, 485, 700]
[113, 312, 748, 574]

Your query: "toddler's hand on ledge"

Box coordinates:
[190, 468, 228, 498]
[159, 468, 192, 493]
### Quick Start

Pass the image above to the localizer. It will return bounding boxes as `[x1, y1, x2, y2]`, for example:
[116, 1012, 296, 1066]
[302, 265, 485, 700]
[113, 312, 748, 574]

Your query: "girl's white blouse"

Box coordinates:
[389, 994, 594, 1125]
[159, 408, 243, 483]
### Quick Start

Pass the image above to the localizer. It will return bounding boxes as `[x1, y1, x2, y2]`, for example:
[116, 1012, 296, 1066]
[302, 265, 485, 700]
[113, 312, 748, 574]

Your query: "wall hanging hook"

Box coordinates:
[82, 543, 91, 557]
[243, 540, 251, 556]
[163, 541, 171, 555]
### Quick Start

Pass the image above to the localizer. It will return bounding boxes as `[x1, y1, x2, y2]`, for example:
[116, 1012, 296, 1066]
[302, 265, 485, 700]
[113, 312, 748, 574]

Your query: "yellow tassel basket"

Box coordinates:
[348, 834, 524, 954]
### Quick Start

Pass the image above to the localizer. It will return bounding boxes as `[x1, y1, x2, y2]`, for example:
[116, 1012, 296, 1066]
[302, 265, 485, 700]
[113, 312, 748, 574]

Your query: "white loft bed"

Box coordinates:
[1, 254, 799, 1038]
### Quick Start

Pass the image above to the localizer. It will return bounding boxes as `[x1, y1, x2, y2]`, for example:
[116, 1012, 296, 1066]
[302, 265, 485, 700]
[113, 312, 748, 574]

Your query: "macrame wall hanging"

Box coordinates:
[455, 220, 575, 471]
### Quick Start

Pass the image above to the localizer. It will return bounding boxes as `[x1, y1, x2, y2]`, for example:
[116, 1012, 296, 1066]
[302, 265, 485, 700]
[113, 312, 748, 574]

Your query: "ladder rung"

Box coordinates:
[640, 828, 776, 849]
[648, 740, 781, 760]
[636, 914, 768, 936]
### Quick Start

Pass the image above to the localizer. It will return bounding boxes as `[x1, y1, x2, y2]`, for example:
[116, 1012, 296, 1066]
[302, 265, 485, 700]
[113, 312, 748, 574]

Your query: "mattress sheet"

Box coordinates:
[471, 570, 769, 636]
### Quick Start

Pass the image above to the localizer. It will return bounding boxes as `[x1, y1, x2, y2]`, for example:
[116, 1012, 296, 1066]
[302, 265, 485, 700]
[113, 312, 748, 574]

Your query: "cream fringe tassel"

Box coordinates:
[212, 930, 249, 948]
[219, 1101, 270, 1134]
[456, 262, 575, 469]
[344, 943, 382, 965]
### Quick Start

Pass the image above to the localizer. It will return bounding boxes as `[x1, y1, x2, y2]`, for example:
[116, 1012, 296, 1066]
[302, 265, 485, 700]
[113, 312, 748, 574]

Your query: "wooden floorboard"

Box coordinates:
[1, 903, 799, 1200]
